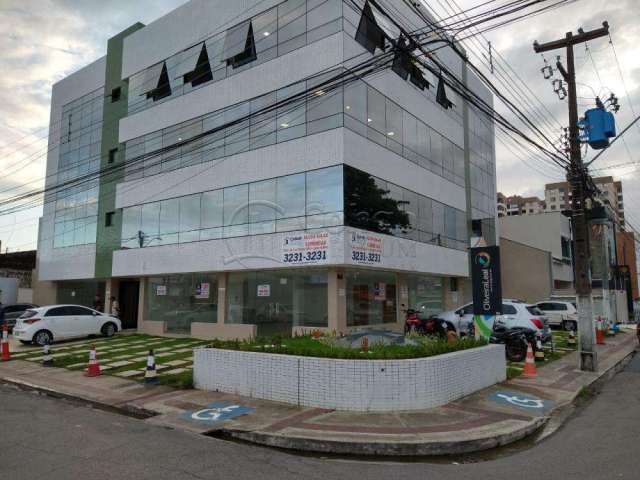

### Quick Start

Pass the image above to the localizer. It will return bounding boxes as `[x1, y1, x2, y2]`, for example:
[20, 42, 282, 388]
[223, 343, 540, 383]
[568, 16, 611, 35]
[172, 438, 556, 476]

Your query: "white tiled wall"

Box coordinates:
[193, 345, 506, 412]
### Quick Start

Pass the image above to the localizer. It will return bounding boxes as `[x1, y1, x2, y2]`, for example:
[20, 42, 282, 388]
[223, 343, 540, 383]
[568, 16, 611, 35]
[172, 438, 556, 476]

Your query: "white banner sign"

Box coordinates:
[350, 232, 383, 265]
[257, 284, 271, 297]
[282, 231, 330, 265]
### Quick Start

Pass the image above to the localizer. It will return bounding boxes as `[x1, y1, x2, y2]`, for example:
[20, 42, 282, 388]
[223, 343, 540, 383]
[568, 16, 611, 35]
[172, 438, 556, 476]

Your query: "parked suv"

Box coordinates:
[535, 301, 577, 330]
[436, 300, 552, 341]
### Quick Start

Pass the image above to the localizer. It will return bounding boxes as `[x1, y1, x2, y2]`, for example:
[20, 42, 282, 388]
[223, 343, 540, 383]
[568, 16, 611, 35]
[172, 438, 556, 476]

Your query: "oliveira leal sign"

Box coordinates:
[471, 246, 502, 338]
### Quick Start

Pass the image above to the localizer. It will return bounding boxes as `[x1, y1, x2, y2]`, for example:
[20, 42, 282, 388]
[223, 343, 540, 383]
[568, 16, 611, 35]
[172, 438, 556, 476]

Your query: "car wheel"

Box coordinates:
[33, 330, 53, 347]
[562, 320, 577, 331]
[101, 322, 116, 337]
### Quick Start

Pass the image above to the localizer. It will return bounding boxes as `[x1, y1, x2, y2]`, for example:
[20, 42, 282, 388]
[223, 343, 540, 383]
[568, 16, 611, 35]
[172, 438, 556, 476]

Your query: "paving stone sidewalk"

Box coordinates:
[0, 331, 636, 456]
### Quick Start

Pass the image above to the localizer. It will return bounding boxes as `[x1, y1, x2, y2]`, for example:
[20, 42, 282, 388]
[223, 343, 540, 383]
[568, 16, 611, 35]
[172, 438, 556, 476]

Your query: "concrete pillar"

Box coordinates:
[217, 272, 227, 324]
[397, 272, 409, 325]
[328, 268, 347, 334]
[104, 278, 120, 314]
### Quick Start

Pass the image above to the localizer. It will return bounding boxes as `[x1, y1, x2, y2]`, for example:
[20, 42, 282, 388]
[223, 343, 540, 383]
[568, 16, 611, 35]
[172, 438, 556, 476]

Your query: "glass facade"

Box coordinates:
[121, 166, 343, 248]
[406, 274, 443, 319]
[346, 270, 397, 326]
[226, 269, 328, 336]
[468, 105, 497, 243]
[127, 0, 343, 115]
[54, 88, 103, 248]
[344, 166, 467, 250]
[56, 280, 106, 310]
[120, 165, 467, 251]
[123, 68, 465, 189]
[145, 273, 218, 333]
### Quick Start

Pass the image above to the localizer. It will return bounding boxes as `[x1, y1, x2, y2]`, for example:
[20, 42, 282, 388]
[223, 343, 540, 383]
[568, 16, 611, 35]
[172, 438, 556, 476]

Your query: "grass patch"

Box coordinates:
[577, 385, 595, 401]
[506, 366, 522, 379]
[205, 334, 488, 360]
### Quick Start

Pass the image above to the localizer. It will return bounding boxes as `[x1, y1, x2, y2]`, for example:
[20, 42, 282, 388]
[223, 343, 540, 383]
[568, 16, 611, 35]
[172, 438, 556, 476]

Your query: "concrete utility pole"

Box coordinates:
[533, 22, 609, 372]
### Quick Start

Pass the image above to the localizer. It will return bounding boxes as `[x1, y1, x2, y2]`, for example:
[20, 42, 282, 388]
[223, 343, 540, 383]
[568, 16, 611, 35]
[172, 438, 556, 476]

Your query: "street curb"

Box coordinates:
[212, 416, 548, 456]
[0, 376, 157, 420]
[535, 346, 637, 442]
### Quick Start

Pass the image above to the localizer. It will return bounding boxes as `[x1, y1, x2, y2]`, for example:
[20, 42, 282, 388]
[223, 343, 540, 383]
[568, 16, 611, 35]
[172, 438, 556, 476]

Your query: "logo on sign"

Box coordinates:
[475, 251, 491, 267]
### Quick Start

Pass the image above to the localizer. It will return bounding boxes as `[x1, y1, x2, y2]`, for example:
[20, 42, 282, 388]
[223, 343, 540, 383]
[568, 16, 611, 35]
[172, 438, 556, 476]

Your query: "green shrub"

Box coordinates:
[206, 334, 487, 360]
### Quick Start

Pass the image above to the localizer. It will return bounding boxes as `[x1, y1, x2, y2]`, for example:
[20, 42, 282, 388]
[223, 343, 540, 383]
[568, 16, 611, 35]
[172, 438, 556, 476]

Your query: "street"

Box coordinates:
[0, 355, 638, 480]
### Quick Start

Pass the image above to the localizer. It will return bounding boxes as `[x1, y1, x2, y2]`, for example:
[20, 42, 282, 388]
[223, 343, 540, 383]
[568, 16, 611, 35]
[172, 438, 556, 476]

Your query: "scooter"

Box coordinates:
[490, 324, 540, 362]
[404, 310, 448, 338]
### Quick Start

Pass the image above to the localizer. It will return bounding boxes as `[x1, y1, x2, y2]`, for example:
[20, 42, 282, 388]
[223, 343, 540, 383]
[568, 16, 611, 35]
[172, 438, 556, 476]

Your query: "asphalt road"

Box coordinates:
[1, 356, 639, 480]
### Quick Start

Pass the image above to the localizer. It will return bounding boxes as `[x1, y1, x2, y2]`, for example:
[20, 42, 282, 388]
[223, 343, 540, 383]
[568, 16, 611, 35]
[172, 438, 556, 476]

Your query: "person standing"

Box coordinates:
[110, 296, 120, 318]
[93, 294, 103, 312]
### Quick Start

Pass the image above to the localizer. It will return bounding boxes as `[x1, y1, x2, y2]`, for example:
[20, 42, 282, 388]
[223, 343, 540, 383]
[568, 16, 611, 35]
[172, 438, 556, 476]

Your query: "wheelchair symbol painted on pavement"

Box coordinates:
[182, 402, 255, 424]
[488, 391, 553, 411]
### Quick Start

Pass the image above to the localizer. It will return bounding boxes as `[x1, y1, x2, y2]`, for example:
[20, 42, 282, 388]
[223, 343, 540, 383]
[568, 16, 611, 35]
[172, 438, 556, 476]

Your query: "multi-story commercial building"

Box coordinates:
[544, 176, 625, 229]
[496, 193, 545, 217]
[38, 0, 496, 338]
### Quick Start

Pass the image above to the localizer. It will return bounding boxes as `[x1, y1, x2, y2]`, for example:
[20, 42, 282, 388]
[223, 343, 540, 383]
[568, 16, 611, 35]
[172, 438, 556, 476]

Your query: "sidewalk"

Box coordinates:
[0, 331, 636, 456]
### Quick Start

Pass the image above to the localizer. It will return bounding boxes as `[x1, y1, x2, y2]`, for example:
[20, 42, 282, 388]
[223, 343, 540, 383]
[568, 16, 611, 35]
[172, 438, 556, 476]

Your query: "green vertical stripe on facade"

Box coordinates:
[95, 23, 144, 279]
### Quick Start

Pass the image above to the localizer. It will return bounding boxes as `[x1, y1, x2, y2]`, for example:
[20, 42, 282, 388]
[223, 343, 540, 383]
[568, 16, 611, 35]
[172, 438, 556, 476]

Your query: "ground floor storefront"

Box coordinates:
[53, 267, 467, 339]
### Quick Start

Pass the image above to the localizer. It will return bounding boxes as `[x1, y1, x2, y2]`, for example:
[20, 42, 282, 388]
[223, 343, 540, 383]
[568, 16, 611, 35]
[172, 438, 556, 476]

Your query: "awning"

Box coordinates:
[223, 20, 252, 60]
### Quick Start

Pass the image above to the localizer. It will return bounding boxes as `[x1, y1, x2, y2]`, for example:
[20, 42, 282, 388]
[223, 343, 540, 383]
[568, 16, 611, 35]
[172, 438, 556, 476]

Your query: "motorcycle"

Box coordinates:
[404, 310, 448, 338]
[490, 324, 540, 362]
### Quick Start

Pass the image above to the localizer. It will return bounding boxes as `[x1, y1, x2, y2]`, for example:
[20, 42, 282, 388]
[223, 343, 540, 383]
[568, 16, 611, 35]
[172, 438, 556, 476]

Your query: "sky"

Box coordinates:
[0, 0, 638, 251]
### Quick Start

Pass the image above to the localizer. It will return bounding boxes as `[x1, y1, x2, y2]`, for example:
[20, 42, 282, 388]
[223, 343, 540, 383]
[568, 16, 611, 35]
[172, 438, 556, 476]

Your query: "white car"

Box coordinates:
[436, 300, 552, 341]
[12, 305, 121, 346]
[535, 300, 578, 330]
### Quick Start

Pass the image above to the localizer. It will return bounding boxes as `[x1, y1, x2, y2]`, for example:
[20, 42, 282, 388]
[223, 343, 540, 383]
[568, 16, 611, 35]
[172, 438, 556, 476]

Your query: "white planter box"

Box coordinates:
[193, 344, 506, 412]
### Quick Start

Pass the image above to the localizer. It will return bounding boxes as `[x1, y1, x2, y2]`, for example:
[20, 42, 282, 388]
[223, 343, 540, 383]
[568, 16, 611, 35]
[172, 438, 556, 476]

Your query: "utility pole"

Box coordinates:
[534, 22, 609, 372]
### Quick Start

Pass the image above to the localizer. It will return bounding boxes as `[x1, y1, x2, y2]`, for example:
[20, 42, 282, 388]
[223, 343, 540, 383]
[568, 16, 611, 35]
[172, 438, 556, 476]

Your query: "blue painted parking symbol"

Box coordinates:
[181, 402, 255, 425]
[488, 391, 554, 411]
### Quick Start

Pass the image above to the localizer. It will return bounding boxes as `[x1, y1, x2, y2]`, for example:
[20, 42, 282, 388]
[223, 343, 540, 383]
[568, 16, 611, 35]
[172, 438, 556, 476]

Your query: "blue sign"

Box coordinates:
[181, 402, 255, 425]
[488, 391, 554, 411]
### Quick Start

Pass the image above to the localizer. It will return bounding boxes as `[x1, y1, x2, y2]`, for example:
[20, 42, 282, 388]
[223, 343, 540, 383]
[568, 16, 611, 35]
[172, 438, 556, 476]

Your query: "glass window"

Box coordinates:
[277, 82, 306, 142]
[432, 201, 445, 244]
[366, 86, 386, 146]
[226, 269, 328, 336]
[201, 190, 223, 240]
[307, 0, 341, 42]
[179, 195, 201, 243]
[141, 203, 160, 247]
[306, 70, 343, 134]
[306, 166, 343, 216]
[407, 275, 443, 319]
[343, 79, 367, 135]
[346, 270, 397, 326]
[159, 198, 179, 245]
[385, 98, 403, 155]
[403, 110, 418, 158]
[121, 206, 141, 249]
[278, 0, 306, 56]
[224, 184, 249, 226]
[146, 274, 218, 334]
[250, 92, 277, 148]
[253, 7, 278, 63]
[444, 206, 457, 242]
[224, 102, 251, 156]
[276, 173, 305, 219]
[249, 178, 277, 232]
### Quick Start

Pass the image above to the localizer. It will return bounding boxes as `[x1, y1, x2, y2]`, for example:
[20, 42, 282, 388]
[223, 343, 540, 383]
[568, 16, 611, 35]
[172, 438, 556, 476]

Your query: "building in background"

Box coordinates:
[0, 250, 36, 303]
[497, 192, 545, 217]
[499, 212, 574, 300]
[36, 0, 497, 339]
[544, 176, 625, 229]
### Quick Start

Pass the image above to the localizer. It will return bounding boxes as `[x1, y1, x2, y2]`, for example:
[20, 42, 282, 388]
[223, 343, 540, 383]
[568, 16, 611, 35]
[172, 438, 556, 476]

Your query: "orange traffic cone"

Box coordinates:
[1, 322, 11, 362]
[86, 345, 101, 377]
[523, 342, 537, 378]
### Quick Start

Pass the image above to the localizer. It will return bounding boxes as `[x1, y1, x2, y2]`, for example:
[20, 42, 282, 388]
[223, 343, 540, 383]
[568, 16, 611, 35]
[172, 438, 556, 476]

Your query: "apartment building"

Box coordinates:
[544, 176, 625, 229]
[38, 0, 497, 338]
[496, 193, 545, 217]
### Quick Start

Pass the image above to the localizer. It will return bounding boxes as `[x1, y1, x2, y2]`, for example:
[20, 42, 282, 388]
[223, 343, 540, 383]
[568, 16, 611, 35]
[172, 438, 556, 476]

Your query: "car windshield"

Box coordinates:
[19, 309, 38, 319]
[527, 306, 544, 316]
